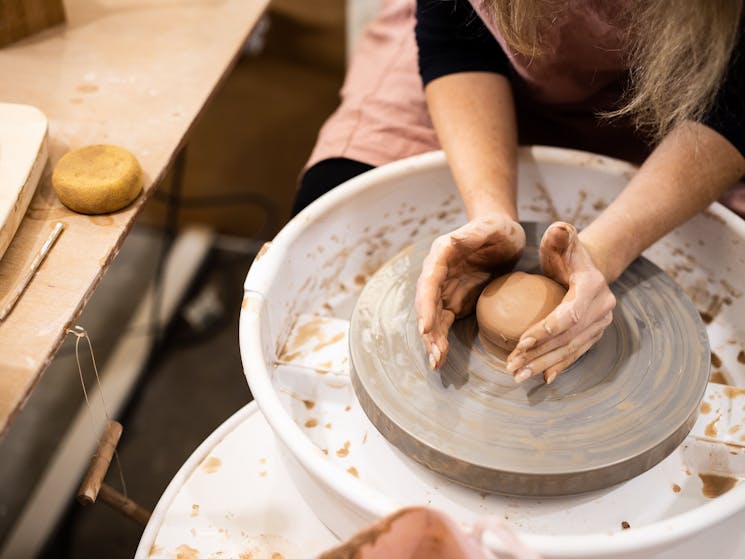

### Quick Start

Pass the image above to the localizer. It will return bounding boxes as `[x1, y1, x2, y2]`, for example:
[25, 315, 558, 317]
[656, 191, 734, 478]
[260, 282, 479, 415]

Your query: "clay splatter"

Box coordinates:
[711, 353, 722, 368]
[201, 456, 221, 474]
[305, 418, 318, 428]
[175, 544, 199, 559]
[699, 473, 738, 498]
[336, 441, 351, 457]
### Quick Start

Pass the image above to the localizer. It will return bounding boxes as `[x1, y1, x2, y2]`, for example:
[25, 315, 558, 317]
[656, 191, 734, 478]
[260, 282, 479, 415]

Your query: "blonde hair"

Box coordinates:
[488, 0, 743, 142]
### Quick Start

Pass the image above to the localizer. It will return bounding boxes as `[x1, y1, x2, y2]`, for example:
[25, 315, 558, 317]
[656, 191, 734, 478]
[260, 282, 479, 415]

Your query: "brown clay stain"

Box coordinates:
[259, 471, 267, 477]
[77, 83, 99, 93]
[304, 418, 318, 428]
[302, 399, 315, 410]
[336, 441, 351, 457]
[700, 402, 712, 414]
[705, 416, 720, 438]
[729, 425, 741, 434]
[176, 544, 199, 559]
[354, 274, 366, 286]
[325, 422, 332, 429]
[191, 504, 199, 517]
[347, 466, 359, 478]
[621, 521, 631, 530]
[710, 371, 729, 385]
[700, 311, 714, 324]
[322, 448, 329, 455]
[149, 544, 162, 557]
[725, 387, 745, 399]
[344, 405, 351, 412]
[201, 456, 221, 474]
[738, 350, 745, 364]
[672, 484, 681, 493]
[272, 553, 284, 559]
[312, 331, 345, 352]
[592, 199, 607, 211]
[89, 214, 114, 226]
[314, 369, 328, 375]
[254, 242, 271, 261]
[699, 473, 738, 498]
[711, 352, 722, 368]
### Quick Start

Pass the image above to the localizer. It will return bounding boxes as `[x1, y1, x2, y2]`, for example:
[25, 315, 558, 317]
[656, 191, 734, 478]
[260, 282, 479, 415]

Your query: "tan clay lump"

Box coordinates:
[476, 271, 566, 353]
[52, 144, 142, 214]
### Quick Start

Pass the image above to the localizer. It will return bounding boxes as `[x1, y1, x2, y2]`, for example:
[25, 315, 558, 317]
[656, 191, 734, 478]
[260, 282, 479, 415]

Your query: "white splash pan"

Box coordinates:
[240, 148, 745, 559]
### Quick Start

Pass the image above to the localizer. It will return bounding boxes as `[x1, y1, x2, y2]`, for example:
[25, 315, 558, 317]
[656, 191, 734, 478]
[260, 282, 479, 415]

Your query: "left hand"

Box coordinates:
[505, 222, 616, 384]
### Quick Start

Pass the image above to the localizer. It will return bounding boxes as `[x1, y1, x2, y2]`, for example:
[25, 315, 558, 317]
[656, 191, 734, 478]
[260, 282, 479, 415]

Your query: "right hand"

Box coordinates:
[415, 214, 525, 369]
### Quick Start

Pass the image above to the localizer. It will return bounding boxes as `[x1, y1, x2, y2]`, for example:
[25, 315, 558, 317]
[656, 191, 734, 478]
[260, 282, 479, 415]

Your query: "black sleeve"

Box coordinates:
[701, 24, 745, 157]
[415, 0, 510, 87]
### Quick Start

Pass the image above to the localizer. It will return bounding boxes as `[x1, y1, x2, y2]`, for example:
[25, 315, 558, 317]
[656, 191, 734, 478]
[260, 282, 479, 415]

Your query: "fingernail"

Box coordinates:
[432, 343, 441, 362]
[514, 368, 533, 383]
[429, 353, 437, 369]
[543, 321, 553, 335]
[545, 371, 558, 384]
[516, 337, 536, 351]
[418, 318, 424, 335]
[506, 359, 521, 373]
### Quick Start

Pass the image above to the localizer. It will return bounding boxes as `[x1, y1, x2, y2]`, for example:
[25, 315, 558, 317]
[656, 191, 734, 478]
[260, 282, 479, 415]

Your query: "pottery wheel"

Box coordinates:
[350, 223, 710, 496]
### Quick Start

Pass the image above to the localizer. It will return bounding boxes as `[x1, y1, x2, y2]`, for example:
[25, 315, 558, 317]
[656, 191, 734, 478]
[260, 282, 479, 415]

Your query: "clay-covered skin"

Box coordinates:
[476, 271, 567, 353]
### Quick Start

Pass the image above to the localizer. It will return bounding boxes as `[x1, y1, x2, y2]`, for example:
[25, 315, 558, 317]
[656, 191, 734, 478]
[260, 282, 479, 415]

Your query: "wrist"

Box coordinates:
[464, 195, 518, 222]
[577, 232, 627, 284]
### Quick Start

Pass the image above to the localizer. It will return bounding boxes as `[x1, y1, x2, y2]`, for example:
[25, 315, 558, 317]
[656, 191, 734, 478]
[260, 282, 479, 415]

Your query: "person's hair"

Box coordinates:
[487, 0, 743, 143]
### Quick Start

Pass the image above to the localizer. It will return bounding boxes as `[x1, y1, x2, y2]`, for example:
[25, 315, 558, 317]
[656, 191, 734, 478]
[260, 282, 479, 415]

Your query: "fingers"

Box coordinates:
[429, 309, 455, 369]
[415, 235, 452, 333]
[511, 312, 612, 383]
[543, 328, 606, 384]
[539, 222, 576, 284]
[516, 269, 613, 348]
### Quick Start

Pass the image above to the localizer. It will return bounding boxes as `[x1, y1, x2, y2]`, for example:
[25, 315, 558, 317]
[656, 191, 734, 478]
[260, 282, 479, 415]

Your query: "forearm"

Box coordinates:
[425, 72, 519, 221]
[580, 122, 745, 282]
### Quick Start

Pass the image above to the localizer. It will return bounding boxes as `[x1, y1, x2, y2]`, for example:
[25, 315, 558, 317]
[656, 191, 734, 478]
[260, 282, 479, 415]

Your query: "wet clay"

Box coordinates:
[476, 272, 566, 352]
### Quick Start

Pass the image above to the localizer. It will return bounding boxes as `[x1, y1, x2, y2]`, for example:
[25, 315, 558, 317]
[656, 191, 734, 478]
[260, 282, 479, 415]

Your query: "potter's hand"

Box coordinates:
[506, 222, 616, 384]
[415, 214, 525, 369]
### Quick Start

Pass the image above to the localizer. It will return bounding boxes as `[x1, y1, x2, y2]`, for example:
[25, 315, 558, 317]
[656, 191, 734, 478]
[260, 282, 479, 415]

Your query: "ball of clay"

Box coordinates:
[476, 271, 567, 352]
[52, 145, 143, 214]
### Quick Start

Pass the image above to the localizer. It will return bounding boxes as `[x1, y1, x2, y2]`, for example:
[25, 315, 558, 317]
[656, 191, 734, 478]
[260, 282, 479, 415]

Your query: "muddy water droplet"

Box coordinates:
[672, 483, 681, 493]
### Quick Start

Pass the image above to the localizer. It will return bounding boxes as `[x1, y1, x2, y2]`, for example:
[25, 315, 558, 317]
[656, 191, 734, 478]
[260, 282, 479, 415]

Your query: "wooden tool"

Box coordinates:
[77, 419, 151, 526]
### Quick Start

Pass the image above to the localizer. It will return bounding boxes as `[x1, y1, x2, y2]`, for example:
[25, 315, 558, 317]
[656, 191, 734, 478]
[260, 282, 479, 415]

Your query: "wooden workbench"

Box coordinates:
[0, 0, 269, 435]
